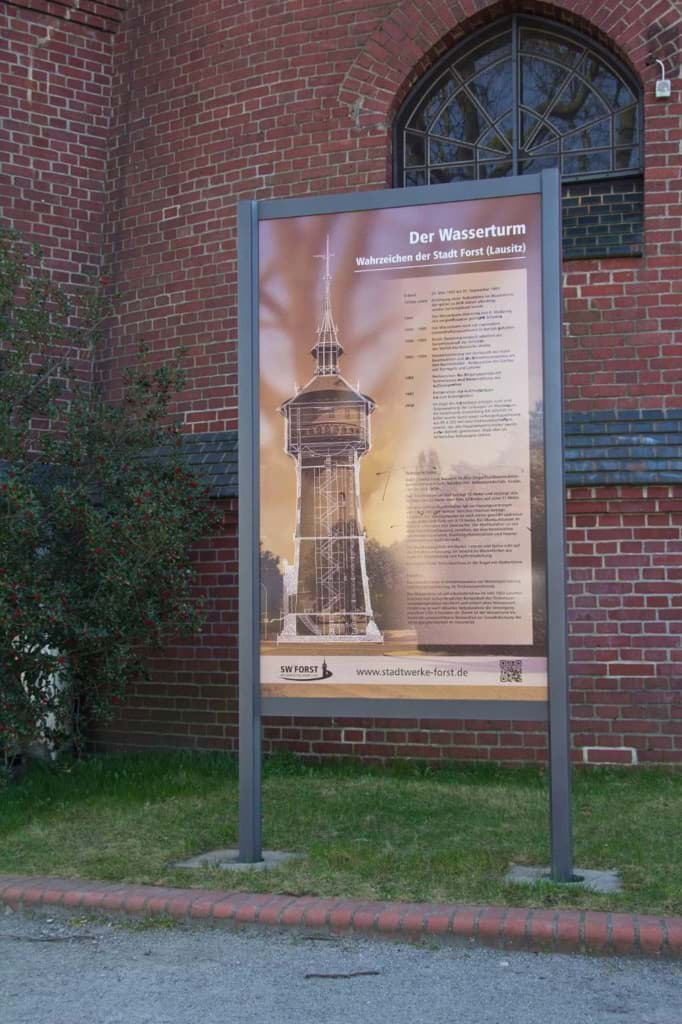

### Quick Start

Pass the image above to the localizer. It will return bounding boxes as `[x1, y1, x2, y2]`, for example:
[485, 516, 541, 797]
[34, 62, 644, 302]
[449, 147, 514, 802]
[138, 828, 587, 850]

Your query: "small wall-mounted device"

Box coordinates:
[655, 59, 671, 98]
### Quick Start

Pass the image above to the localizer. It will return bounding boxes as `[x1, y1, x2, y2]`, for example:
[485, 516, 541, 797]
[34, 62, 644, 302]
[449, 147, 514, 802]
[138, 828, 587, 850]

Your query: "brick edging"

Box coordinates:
[1, 876, 680, 958]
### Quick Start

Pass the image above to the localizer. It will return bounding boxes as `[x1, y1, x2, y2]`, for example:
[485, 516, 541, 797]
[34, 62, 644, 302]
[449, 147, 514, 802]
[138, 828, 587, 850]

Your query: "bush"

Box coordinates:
[0, 228, 216, 762]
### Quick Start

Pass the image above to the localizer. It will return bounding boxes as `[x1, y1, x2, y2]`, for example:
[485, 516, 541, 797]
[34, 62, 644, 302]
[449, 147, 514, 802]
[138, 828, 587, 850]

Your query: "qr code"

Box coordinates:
[499, 659, 523, 683]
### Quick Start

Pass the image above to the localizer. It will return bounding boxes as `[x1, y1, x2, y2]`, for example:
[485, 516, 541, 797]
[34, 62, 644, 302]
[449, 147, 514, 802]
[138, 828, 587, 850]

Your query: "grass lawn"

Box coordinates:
[1, 752, 680, 916]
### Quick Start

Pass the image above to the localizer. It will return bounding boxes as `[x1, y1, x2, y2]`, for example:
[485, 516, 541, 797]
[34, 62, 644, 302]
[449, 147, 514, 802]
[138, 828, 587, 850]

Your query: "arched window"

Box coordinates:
[394, 15, 643, 257]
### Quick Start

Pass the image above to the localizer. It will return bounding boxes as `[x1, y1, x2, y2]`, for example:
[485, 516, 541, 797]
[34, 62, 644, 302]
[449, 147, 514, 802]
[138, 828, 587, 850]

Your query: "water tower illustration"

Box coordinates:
[278, 238, 382, 643]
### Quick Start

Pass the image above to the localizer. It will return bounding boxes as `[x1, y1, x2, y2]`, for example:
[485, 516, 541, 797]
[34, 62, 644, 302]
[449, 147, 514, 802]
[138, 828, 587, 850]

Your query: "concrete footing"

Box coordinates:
[171, 849, 302, 872]
[506, 864, 622, 894]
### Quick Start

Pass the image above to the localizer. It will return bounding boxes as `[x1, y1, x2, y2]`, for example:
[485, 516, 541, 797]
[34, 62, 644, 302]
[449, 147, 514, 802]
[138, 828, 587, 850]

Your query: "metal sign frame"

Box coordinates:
[238, 171, 572, 878]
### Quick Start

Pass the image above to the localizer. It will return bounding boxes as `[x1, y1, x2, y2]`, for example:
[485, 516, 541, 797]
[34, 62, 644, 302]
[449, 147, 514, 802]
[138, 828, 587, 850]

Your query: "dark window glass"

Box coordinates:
[396, 15, 642, 187]
[562, 150, 611, 175]
[405, 133, 426, 166]
[468, 63, 513, 121]
[429, 140, 474, 165]
[521, 56, 572, 114]
[520, 28, 583, 67]
[408, 73, 458, 132]
[520, 156, 558, 174]
[478, 159, 513, 178]
[431, 91, 488, 141]
[478, 122, 512, 153]
[547, 75, 609, 135]
[430, 165, 474, 184]
[405, 170, 426, 186]
[615, 147, 638, 170]
[580, 55, 633, 108]
[615, 107, 638, 146]
[561, 117, 611, 151]
[455, 32, 511, 78]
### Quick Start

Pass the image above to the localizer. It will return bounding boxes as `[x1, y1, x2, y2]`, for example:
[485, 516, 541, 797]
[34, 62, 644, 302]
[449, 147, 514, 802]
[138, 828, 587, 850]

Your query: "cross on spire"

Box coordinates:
[311, 234, 343, 375]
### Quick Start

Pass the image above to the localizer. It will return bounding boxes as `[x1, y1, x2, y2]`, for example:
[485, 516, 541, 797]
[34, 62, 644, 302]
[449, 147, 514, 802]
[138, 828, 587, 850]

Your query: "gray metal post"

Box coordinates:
[541, 169, 573, 882]
[237, 199, 263, 863]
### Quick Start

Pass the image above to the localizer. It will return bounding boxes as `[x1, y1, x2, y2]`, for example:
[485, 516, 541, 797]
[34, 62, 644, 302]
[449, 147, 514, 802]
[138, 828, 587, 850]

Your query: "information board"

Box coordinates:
[238, 173, 572, 876]
[257, 193, 547, 709]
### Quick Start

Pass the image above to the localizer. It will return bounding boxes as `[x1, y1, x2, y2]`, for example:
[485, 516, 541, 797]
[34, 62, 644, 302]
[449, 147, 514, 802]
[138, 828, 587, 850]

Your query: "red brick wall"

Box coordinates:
[3, 0, 681, 764]
[3, 1, 125, 34]
[0, 3, 114, 283]
[563, 260, 682, 412]
[568, 486, 682, 765]
[96, 484, 682, 766]
[100, 0, 681, 421]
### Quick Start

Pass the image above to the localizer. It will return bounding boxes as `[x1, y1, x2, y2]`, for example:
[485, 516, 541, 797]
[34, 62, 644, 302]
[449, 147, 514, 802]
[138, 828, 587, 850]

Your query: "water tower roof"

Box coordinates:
[281, 372, 375, 411]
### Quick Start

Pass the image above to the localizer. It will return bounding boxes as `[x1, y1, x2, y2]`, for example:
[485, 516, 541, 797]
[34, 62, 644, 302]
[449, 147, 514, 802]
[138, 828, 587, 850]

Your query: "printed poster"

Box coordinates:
[258, 195, 547, 702]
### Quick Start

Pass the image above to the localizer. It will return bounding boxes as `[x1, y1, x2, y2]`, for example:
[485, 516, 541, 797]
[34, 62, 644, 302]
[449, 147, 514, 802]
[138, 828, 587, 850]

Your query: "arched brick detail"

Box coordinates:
[339, 0, 676, 129]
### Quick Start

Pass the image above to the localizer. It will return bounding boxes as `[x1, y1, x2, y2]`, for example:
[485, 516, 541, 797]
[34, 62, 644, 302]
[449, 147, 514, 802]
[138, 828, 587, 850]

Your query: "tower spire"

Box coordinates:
[312, 235, 343, 375]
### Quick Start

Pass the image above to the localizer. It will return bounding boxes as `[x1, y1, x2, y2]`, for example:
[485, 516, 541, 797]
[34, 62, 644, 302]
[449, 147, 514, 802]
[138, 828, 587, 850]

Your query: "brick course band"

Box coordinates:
[1, 875, 680, 960]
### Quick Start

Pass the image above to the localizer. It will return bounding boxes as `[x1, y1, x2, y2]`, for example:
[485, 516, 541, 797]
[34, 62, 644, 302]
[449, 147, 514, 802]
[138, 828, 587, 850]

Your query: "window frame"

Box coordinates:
[392, 14, 643, 188]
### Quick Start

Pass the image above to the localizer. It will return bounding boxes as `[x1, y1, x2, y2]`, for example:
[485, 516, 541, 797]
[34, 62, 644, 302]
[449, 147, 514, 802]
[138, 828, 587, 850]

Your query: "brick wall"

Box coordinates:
[568, 486, 682, 765]
[562, 178, 644, 260]
[3, 1, 125, 34]
[3, 0, 681, 764]
[0, 2, 115, 283]
[95, 484, 682, 766]
[563, 261, 681, 412]
[98, 0, 397, 416]
[97, 0, 680, 421]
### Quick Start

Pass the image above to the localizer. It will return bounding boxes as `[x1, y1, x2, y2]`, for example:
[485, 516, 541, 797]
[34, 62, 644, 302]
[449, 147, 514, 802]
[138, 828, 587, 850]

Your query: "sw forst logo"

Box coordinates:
[279, 659, 333, 682]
